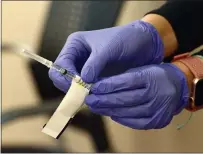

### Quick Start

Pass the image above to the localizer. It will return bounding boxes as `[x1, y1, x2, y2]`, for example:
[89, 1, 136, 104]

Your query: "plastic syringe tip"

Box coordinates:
[20, 49, 53, 68]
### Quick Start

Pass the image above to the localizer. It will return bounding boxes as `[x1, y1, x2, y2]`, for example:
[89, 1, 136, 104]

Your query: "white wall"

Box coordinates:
[2, 0, 56, 148]
[2, 1, 51, 52]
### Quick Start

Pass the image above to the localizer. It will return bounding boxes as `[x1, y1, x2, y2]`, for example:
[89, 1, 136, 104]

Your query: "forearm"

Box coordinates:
[141, 14, 178, 58]
[142, 0, 203, 57]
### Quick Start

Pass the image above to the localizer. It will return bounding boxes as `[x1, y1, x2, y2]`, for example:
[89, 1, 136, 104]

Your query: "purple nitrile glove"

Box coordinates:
[49, 20, 164, 92]
[85, 63, 189, 130]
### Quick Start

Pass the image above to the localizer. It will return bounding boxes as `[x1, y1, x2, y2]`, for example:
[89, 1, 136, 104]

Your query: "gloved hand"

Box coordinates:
[85, 63, 189, 129]
[49, 20, 164, 92]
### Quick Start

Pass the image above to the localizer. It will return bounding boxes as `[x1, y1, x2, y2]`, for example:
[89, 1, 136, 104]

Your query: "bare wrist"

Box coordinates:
[141, 14, 178, 58]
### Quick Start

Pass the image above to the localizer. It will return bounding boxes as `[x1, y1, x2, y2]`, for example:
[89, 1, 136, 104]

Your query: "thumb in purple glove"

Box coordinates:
[85, 63, 189, 130]
[49, 20, 164, 93]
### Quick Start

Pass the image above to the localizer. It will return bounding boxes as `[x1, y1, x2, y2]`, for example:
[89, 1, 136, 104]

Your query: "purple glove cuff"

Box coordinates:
[130, 20, 164, 64]
[160, 63, 189, 115]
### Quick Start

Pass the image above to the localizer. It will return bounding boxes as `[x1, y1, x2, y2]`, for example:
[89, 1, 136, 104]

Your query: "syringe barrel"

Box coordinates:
[21, 49, 53, 68]
[74, 75, 92, 90]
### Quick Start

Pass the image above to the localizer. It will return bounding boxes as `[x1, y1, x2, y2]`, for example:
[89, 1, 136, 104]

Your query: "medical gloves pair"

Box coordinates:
[49, 20, 189, 129]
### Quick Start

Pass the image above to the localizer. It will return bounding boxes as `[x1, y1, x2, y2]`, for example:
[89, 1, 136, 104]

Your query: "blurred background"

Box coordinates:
[2, 1, 203, 153]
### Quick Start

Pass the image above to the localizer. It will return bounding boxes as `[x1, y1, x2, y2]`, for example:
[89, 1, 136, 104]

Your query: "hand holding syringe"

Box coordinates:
[19, 49, 91, 89]
[13, 47, 91, 138]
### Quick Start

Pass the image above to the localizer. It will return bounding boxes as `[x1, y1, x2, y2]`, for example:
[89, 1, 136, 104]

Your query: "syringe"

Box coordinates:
[11, 45, 91, 139]
[19, 49, 91, 89]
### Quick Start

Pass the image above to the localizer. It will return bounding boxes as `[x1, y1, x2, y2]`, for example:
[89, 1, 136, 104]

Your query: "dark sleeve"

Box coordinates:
[147, 0, 203, 55]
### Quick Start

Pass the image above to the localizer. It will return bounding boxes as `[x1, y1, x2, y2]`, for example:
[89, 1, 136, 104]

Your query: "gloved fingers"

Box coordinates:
[151, 104, 173, 129]
[59, 32, 90, 62]
[49, 68, 72, 92]
[81, 52, 108, 83]
[91, 70, 146, 94]
[158, 116, 173, 129]
[111, 116, 153, 130]
[52, 81, 71, 93]
[111, 112, 173, 130]
[49, 43, 86, 89]
[105, 100, 173, 130]
[85, 88, 149, 108]
[88, 102, 154, 118]
[54, 33, 90, 75]
[56, 47, 81, 76]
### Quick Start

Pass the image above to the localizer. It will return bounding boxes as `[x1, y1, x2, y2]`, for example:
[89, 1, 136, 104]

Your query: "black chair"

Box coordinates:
[2, 1, 123, 153]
